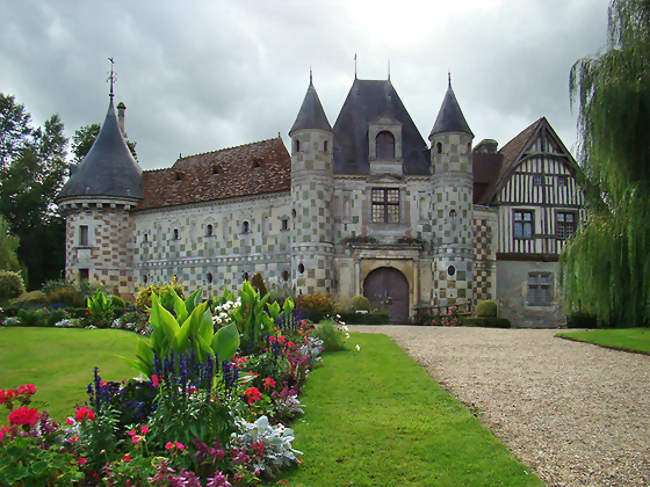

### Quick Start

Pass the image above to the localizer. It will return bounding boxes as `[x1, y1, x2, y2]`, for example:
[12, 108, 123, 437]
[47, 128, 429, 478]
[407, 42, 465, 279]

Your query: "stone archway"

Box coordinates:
[363, 267, 409, 322]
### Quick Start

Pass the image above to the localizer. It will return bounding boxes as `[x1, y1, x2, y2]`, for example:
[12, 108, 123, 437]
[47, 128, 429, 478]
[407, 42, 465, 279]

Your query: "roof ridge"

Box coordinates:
[177, 137, 280, 161]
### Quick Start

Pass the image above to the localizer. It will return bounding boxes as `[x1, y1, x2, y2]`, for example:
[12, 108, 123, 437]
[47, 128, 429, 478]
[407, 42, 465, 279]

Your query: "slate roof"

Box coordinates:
[430, 82, 473, 138]
[59, 99, 143, 200]
[289, 79, 332, 134]
[332, 79, 430, 175]
[135, 136, 290, 211]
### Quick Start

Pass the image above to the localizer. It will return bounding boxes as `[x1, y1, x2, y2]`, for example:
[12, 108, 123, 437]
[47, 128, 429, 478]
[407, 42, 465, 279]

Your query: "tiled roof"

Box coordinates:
[135, 136, 290, 211]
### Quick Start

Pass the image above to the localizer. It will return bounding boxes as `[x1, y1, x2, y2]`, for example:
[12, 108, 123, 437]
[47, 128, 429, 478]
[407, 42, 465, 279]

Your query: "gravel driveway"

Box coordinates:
[352, 326, 650, 486]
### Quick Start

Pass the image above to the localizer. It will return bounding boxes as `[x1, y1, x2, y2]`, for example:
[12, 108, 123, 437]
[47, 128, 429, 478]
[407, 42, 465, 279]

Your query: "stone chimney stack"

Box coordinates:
[117, 102, 126, 137]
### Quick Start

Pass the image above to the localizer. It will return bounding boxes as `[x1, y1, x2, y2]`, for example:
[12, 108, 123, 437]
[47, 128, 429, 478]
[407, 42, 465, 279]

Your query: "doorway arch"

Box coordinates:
[363, 267, 409, 322]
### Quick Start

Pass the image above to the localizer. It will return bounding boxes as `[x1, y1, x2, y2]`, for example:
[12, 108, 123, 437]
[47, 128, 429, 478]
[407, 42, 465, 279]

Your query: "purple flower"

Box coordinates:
[206, 471, 231, 487]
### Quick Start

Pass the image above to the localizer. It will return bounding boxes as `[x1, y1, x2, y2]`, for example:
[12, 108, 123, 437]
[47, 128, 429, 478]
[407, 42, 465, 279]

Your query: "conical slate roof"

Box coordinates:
[59, 98, 143, 200]
[289, 78, 332, 135]
[430, 82, 473, 138]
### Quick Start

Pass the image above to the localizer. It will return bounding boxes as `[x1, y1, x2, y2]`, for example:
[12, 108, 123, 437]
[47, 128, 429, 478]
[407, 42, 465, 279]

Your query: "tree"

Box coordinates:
[72, 122, 137, 164]
[0, 215, 21, 272]
[0, 93, 69, 289]
[562, 0, 650, 327]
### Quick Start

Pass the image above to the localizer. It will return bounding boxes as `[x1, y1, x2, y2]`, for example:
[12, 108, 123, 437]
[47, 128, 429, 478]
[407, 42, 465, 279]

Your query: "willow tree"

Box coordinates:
[562, 0, 650, 327]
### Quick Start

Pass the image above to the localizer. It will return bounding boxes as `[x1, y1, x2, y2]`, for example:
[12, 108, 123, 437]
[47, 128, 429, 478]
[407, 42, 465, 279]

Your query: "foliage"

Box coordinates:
[296, 292, 335, 322]
[71, 122, 137, 163]
[230, 415, 302, 477]
[431, 306, 462, 326]
[566, 311, 598, 328]
[231, 281, 275, 354]
[250, 272, 268, 299]
[556, 327, 650, 354]
[126, 289, 239, 378]
[0, 93, 68, 289]
[12, 289, 47, 307]
[85, 289, 115, 327]
[462, 317, 511, 328]
[0, 270, 24, 302]
[45, 285, 85, 307]
[135, 277, 185, 311]
[17, 307, 48, 326]
[349, 295, 371, 312]
[475, 300, 498, 318]
[110, 295, 126, 309]
[563, 0, 650, 327]
[336, 310, 389, 324]
[0, 215, 21, 272]
[312, 320, 346, 351]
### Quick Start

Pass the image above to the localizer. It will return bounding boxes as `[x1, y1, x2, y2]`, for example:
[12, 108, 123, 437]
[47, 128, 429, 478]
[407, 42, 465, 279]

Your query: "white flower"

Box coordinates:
[335, 314, 341, 319]
[342, 325, 349, 331]
[345, 332, 350, 339]
[355, 344, 360, 352]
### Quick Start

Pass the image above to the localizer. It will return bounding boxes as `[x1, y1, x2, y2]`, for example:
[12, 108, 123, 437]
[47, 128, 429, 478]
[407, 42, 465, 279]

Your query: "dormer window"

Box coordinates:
[175, 172, 183, 181]
[212, 165, 220, 175]
[253, 158, 262, 168]
[375, 131, 395, 160]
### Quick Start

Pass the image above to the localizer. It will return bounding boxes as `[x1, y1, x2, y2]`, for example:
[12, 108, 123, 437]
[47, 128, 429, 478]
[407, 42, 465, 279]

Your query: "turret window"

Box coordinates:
[79, 225, 89, 246]
[173, 228, 179, 240]
[324, 140, 328, 152]
[375, 131, 395, 160]
[281, 218, 289, 231]
[206, 224, 213, 237]
[242, 221, 250, 233]
[371, 188, 400, 223]
[436, 142, 442, 154]
[295, 140, 300, 153]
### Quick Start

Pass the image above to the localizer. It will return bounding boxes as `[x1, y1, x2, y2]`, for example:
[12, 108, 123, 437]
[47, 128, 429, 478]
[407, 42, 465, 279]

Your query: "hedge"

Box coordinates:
[337, 311, 390, 324]
[462, 317, 511, 328]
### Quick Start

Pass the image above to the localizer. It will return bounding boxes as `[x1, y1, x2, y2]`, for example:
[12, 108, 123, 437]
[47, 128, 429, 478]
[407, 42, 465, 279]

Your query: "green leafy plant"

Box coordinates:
[231, 281, 275, 353]
[45, 285, 85, 307]
[135, 277, 185, 311]
[296, 293, 334, 322]
[312, 320, 346, 351]
[475, 300, 498, 318]
[12, 290, 47, 308]
[0, 270, 25, 303]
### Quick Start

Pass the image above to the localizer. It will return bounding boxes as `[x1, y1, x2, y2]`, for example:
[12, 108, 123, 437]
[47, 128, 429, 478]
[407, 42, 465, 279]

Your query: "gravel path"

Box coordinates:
[352, 326, 650, 486]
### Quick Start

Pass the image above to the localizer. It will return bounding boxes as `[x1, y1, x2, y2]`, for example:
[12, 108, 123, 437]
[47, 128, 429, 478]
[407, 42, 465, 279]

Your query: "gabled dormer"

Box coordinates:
[368, 112, 403, 176]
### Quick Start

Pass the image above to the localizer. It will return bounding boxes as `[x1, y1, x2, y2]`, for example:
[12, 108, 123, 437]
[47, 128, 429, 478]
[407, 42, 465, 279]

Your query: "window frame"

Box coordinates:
[513, 209, 534, 239]
[79, 225, 89, 246]
[375, 131, 395, 160]
[371, 188, 400, 224]
[555, 210, 577, 240]
[528, 272, 553, 306]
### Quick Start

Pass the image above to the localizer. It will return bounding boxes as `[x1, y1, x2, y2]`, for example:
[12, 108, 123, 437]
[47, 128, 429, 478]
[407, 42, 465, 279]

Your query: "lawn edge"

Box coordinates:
[555, 333, 650, 356]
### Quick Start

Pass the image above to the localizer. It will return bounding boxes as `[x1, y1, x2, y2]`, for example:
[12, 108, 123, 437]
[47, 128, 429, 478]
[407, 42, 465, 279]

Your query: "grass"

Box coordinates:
[556, 327, 650, 354]
[274, 333, 541, 486]
[0, 327, 140, 421]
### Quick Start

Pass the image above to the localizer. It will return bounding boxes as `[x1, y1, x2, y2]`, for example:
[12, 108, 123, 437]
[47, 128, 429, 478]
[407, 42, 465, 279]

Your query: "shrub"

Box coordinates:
[350, 295, 370, 312]
[312, 320, 346, 351]
[45, 285, 85, 307]
[110, 295, 126, 309]
[12, 290, 47, 308]
[462, 317, 511, 328]
[296, 293, 334, 322]
[337, 311, 389, 324]
[566, 311, 598, 328]
[250, 272, 268, 298]
[44, 309, 66, 326]
[41, 277, 75, 295]
[135, 278, 185, 311]
[17, 308, 48, 326]
[0, 271, 25, 302]
[475, 300, 498, 317]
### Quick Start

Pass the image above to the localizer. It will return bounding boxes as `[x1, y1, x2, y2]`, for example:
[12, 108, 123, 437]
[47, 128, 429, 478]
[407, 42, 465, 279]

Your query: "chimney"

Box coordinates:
[116, 102, 127, 137]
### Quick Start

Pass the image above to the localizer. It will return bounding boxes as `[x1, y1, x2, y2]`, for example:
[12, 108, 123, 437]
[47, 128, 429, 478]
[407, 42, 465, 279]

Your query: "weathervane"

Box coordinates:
[309, 66, 313, 85]
[387, 59, 390, 81]
[108, 57, 116, 99]
[354, 53, 357, 79]
[448, 70, 451, 87]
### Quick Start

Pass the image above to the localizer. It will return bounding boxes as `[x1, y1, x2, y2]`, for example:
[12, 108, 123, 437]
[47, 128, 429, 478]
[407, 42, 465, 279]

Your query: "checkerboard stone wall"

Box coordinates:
[290, 128, 335, 294]
[430, 131, 475, 307]
[65, 205, 136, 298]
[472, 207, 497, 303]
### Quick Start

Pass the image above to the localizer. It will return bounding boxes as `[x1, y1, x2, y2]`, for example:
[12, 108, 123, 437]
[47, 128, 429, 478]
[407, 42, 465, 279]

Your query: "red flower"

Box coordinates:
[244, 387, 262, 404]
[277, 335, 286, 344]
[122, 454, 131, 463]
[0, 389, 16, 405]
[165, 441, 174, 450]
[74, 407, 95, 422]
[140, 425, 149, 435]
[262, 377, 276, 389]
[8, 406, 40, 427]
[287, 341, 296, 348]
[251, 439, 264, 457]
[77, 457, 87, 466]
[151, 375, 160, 388]
[16, 384, 36, 395]
[175, 441, 185, 451]
[0, 424, 9, 442]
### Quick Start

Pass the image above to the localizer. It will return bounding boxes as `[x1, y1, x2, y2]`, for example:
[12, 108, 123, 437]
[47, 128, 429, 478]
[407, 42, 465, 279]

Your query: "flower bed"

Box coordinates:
[0, 282, 325, 486]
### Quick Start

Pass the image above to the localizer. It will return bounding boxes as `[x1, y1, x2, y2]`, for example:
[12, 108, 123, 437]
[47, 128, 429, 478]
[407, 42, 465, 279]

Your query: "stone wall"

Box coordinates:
[472, 206, 498, 304]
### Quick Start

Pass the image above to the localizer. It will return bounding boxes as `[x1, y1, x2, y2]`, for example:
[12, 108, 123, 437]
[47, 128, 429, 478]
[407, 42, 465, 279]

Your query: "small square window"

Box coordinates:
[533, 174, 544, 186]
[558, 175, 569, 188]
[556, 211, 576, 240]
[371, 188, 400, 223]
[513, 210, 534, 239]
[281, 219, 289, 231]
[528, 272, 552, 306]
[79, 268, 89, 282]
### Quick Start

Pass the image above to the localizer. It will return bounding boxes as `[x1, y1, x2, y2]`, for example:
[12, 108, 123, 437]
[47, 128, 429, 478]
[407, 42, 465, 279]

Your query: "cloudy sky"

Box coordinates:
[2, 0, 610, 170]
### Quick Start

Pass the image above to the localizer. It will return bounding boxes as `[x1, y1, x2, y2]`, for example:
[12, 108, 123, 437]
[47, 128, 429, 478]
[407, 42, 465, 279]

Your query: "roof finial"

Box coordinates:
[354, 53, 357, 79]
[309, 66, 313, 85]
[108, 57, 116, 99]
[387, 59, 390, 81]
[448, 70, 451, 87]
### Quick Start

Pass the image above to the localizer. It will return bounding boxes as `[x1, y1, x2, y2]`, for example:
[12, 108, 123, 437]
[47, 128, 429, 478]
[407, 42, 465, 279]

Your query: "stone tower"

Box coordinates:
[58, 82, 143, 298]
[429, 78, 475, 307]
[289, 74, 334, 295]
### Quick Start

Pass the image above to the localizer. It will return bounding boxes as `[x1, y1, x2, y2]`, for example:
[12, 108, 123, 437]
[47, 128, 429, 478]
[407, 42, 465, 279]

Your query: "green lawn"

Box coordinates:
[275, 333, 541, 486]
[556, 327, 650, 354]
[0, 327, 140, 421]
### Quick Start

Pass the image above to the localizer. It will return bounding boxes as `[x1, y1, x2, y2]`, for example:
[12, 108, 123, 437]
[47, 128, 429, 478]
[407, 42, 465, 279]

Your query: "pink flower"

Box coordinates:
[122, 454, 131, 463]
[175, 441, 185, 451]
[151, 375, 160, 388]
[244, 387, 262, 404]
[263, 377, 276, 389]
[165, 441, 174, 450]
[140, 425, 149, 435]
[8, 406, 40, 427]
[74, 407, 95, 422]
[66, 417, 75, 425]
[77, 457, 87, 466]
[131, 435, 142, 444]
[127, 429, 136, 436]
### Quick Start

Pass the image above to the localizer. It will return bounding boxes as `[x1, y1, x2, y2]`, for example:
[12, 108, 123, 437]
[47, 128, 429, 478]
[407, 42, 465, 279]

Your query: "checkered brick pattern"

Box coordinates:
[472, 212, 497, 303]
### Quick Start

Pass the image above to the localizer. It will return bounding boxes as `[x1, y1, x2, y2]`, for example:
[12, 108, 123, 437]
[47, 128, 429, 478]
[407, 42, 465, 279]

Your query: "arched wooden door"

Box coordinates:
[363, 267, 409, 322]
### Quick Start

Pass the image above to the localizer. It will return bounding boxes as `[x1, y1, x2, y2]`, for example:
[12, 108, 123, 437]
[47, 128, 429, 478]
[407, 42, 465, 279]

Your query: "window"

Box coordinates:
[175, 172, 183, 181]
[375, 131, 395, 160]
[447, 265, 456, 277]
[144, 233, 149, 242]
[79, 225, 88, 246]
[436, 142, 442, 154]
[282, 270, 289, 281]
[173, 228, 179, 240]
[206, 224, 213, 237]
[212, 165, 220, 175]
[298, 263, 305, 274]
[533, 174, 543, 186]
[143, 274, 148, 284]
[557, 175, 569, 188]
[513, 210, 534, 238]
[371, 188, 400, 223]
[556, 211, 576, 239]
[207, 272, 213, 283]
[295, 140, 300, 153]
[242, 221, 250, 233]
[528, 272, 552, 306]
[243, 272, 249, 282]
[324, 140, 328, 152]
[253, 158, 262, 168]
[79, 268, 89, 282]
[281, 219, 289, 231]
